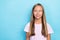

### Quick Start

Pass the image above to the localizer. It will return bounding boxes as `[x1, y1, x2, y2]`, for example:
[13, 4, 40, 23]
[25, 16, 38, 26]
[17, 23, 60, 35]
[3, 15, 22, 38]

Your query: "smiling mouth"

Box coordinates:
[36, 15, 40, 17]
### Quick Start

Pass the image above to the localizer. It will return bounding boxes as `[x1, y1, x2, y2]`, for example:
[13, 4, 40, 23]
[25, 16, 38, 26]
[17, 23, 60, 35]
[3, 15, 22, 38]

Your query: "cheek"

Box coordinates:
[33, 12, 37, 16]
[39, 12, 43, 16]
[33, 12, 37, 18]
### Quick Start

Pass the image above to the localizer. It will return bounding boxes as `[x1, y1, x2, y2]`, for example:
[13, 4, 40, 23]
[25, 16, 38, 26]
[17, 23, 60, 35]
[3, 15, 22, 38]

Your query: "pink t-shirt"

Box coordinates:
[24, 22, 54, 40]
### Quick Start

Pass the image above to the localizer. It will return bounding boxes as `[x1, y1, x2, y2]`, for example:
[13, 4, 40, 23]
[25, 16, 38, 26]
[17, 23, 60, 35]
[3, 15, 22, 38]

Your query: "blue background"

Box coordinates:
[0, 0, 60, 40]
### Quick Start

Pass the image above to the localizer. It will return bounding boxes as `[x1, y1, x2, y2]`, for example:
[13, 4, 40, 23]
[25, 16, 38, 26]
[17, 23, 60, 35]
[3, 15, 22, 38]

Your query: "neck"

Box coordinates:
[35, 18, 42, 24]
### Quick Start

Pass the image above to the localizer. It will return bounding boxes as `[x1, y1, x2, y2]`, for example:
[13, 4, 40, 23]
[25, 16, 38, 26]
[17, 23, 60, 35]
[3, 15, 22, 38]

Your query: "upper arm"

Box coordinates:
[26, 32, 30, 40]
[26, 32, 30, 38]
[24, 22, 30, 40]
[47, 34, 51, 40]
[47, 23, 54, 40]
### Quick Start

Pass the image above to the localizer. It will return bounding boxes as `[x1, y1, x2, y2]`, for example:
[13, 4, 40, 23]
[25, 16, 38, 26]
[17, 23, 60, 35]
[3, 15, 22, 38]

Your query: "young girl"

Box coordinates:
[24, 3, 54, 40]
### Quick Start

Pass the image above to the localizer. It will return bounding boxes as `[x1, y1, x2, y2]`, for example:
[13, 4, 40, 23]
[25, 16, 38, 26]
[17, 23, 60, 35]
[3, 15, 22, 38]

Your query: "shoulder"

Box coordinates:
[47, 23, 51, 27]
[46, 23, 54, 34]
[25, 22, 30, 26]
[24, 22, 30, 32]
[46, 23, 52, 30]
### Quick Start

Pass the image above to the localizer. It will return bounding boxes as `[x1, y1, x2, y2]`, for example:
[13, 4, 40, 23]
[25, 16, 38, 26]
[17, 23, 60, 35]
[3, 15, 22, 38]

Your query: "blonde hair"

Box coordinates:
[29, 3, 48, 37]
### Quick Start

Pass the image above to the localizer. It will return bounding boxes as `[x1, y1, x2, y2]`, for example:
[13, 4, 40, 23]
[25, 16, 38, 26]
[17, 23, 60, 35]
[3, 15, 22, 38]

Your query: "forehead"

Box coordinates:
[34, 5, 43, 10]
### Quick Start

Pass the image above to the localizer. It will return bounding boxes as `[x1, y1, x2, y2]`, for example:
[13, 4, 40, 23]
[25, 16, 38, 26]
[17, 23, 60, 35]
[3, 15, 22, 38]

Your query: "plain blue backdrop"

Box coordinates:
[0, 0, 60, 40]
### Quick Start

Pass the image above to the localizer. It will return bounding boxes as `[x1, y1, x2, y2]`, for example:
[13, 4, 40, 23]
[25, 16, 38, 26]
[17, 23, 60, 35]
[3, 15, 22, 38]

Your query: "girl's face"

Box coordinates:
[33, 5, 43, 19]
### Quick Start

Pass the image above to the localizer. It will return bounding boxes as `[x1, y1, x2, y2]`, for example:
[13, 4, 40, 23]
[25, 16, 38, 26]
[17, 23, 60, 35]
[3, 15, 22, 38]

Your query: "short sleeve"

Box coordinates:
[47, 23, 54, 34]
[24, 22, 30, 32]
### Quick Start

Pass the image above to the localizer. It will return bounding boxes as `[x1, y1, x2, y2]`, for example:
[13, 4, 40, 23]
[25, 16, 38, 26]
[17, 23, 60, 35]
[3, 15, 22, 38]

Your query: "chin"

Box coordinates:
[36, 17, 41, 19]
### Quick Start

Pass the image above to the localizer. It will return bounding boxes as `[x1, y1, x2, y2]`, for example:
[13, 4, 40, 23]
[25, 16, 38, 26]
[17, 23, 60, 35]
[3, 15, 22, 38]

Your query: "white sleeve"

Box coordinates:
[24, 22, 30, 32]
[47, 23, 54, 34]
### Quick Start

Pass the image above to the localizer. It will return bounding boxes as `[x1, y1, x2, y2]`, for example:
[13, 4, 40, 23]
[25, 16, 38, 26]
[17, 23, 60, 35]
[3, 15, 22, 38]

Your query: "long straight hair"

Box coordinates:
[29, 3, 48, 37]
